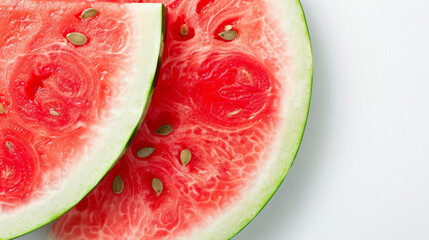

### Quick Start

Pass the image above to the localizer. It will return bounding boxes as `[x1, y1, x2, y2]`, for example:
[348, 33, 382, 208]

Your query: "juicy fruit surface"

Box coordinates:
[52, 0, 291, 239]
[0, 1, 133, 211]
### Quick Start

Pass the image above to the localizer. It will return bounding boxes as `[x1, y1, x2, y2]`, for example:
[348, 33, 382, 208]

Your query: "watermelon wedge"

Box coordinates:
[45, 0, 312, 239]
[0, 1, 166, 239]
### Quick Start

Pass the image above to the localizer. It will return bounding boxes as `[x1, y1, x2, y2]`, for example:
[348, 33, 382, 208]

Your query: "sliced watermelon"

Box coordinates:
[0, 1, 165, 239]
[48, 0, 313, 239]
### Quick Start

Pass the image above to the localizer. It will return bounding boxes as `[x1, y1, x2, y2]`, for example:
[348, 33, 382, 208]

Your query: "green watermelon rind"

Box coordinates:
[0, 4, 166, 240]
[178, 0, 313, 239]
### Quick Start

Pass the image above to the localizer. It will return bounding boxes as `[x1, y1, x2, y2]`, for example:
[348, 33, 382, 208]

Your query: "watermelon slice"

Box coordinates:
[46, 0, 313, 239]
[0, 1, 165, 239]
[46, 0, 312, 239]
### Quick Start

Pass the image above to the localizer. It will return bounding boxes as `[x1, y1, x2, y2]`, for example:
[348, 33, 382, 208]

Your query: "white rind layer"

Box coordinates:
[179, 0, 313, 239]
[0, 4, 164, 239]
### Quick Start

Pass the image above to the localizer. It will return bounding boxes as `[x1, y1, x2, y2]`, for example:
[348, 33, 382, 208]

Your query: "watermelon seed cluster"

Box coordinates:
[0, 103, 4, 114]
[137, 147, 155, 158]
[80, 8, 98, 20]
[5, 141, 12, 150]
[112, 175, 124, 194]
[66, 9, 97, 46]
[116, 124, 194, 196]
[152, 178, 163, 196]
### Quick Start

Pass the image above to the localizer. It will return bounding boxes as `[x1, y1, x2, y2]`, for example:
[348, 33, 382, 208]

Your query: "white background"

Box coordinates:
[18, 0, 429, 239]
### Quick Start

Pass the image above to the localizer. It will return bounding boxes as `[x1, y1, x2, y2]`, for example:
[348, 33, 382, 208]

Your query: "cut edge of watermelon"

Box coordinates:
[181, 0, 313, 239]
[0, 4, 166, 240]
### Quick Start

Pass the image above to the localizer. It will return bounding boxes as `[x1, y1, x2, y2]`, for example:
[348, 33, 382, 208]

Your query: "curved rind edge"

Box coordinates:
[1, 4, 166, 240]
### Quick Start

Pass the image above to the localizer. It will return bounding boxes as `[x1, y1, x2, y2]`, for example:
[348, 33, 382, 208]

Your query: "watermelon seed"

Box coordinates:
[227, 110, 241, 116]
[219, 29, 238, 41]
[0, 103, 4, 114]
[152, 178, 163, 196]
[155, 124, 173, 136]
[137, 147, 155, 158]
[180, 149, 192, 166]
[112, 175, 124, 194]
[5, 141, 12, 150]
[49, 110, 60, 117]
[80, 8, 98, 20]
[180, 24, 189, 36]
[66, 32, 88, 46]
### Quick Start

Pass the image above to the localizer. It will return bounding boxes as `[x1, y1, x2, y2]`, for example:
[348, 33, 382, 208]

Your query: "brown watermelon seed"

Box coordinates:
[80, 8, 98, 20]
[155, 124, 173, 136]
[180, 149, 192, 166]
[66, 32, 88, 46]
[5, 141, 12, 150]
[0, 103, 4, 114]
[219, 29, 238, 41]
[49, 110, 60, 117]
[152, 178, 163, 196]
[137, 147, 155, 158]
[112, 175, 124, 194]
[180, 24, 189, 36]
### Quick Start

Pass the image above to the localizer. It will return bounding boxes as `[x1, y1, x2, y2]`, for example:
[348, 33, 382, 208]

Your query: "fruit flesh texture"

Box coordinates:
[0, 1, 135, 211]
[51, 0, 291, 239]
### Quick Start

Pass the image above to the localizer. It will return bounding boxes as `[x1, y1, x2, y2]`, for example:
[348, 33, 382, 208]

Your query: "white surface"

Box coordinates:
[17, 0, 429, 239]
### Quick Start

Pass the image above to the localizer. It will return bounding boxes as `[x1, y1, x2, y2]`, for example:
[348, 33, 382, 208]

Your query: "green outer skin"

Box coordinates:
[2, 4, 167, 240]
[229, 1, 313, 238]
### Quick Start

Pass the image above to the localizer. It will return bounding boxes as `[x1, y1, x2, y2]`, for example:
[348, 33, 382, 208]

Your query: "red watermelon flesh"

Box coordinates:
[49, 0, 312, 239]
[0, 1, 165, 238]
[0, 1, 131, 209]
